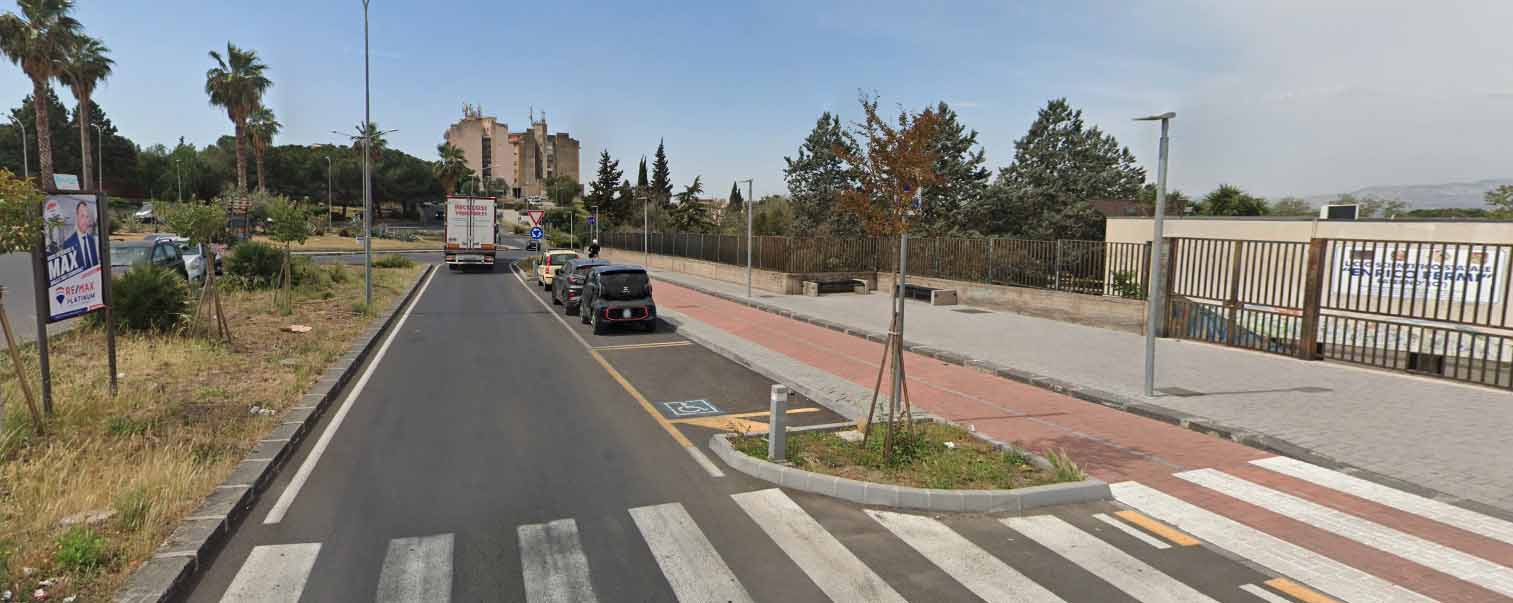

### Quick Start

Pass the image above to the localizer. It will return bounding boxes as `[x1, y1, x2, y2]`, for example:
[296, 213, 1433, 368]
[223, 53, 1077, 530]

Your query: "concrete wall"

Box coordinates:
[877, 272, 1148, 334]
[1107, 216, 1513, 245]
[603, 248, 878, 295]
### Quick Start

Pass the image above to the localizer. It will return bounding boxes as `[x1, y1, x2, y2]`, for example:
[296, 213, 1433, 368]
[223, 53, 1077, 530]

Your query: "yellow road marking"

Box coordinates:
[720, 407, 822, 420]
[1113, 510, 1201, 546]
[592, 341, 694, 352]
[1264, 578, 1341, 603]
[587, 349, 693, 447]
[670, 415, 772, 433]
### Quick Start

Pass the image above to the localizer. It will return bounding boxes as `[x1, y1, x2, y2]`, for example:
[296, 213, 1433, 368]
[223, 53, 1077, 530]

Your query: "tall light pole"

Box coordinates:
[174, 158, 182, 202]
[642, 191, 650, 267]
[739, 178, 754, 297]
[360, 0, 374, 309]
[324, 156, 333, 231]
[90, 124, 104, 192]
[8, 115, 27, 180]
[1134, 112, 1175, 397]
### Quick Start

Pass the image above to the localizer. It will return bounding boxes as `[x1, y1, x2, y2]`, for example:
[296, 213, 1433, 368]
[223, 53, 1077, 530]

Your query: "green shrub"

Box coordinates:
[374, 254, 415, 269]
[114, 487, 151, 532]
[289, 256, 322, 287]
[111, 265, 189, 332]
[1110, 270, 1144, 299]
[225, 241, 284, 287]
[55, 526, 111, 573]
[324, 264, 351, 283]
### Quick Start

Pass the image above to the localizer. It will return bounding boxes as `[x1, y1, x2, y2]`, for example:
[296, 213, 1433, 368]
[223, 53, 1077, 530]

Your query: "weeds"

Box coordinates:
[1045, 448, 1087, 482]
[55, 527, 112, 574]
[113, 488, 151, 532]
[374, 254, 416, 269]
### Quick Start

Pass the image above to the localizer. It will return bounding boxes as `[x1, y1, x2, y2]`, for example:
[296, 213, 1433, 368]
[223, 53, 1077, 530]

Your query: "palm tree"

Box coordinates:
[433, 142, 468, 195]
[59, 33, 111, 190]
[352, 121, 387, 166]
[204, 42, 271, 192]
[246, 106, 280, 192]
[0, 0, 83, 187]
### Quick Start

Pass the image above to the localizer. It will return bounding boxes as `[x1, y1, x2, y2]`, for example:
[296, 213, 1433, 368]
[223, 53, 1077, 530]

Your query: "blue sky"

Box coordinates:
[4, 0, 1512, 200]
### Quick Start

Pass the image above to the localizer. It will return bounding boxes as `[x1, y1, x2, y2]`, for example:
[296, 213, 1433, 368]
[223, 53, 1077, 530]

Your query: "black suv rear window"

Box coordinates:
[599, 271, 650, 300]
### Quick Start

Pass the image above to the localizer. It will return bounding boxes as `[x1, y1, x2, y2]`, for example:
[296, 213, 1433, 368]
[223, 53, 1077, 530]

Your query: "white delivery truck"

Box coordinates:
[444, 196, 498, 271]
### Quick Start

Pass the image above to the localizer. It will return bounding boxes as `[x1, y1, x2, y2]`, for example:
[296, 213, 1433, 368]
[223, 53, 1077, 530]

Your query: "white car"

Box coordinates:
[134, 202, 156, 224]
[145, 234, 216, 282]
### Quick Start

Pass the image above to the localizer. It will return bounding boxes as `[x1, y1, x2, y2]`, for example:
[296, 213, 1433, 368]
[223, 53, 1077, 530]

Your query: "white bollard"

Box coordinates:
[769, 384, 788, 462]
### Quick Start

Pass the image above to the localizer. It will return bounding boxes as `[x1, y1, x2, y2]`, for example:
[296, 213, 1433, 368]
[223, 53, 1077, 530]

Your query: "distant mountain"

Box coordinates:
[1303, 178, 1513, 210]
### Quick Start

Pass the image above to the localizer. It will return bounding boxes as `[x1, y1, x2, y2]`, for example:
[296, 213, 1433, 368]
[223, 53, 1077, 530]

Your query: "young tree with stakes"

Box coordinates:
[835, 94, 942, 463]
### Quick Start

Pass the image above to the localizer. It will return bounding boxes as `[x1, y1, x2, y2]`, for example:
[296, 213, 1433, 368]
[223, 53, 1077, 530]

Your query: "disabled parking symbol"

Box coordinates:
[659, 399, 722, 418]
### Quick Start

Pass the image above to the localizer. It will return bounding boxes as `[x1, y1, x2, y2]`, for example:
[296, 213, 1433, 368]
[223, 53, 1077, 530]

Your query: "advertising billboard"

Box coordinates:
[43, 194, 106, 322]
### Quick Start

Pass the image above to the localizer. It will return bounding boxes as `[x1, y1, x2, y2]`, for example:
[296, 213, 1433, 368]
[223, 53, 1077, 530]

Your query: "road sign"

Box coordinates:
[529, 226, 544, 240]
[526, 210, 545, 226]
[587, 216, 597, 226]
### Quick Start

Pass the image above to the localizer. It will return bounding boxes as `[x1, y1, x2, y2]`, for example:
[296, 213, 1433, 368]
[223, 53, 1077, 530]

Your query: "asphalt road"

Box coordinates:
[178, 252, 1284, 602]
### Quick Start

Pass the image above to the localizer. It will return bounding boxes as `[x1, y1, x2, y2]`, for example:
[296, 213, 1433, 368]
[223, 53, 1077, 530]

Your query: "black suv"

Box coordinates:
[579, 265, 656, 334]
[551, 258, 610, 315]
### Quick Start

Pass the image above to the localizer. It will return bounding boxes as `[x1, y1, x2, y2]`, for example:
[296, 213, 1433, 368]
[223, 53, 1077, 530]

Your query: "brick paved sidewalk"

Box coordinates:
[650, 270, 1513, 516]
[654, 276, 1513, 602]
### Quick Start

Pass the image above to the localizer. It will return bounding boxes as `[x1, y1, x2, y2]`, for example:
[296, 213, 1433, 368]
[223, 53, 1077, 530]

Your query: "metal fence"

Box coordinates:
[599, 232, 1150, 299]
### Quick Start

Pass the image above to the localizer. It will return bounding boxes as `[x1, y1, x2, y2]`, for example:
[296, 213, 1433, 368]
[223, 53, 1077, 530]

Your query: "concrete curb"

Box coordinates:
[113, 265, 437, 603]
[708, 431, 1110, 513]
[655, 272, 1513, 523]
[292, 248, 436, 256]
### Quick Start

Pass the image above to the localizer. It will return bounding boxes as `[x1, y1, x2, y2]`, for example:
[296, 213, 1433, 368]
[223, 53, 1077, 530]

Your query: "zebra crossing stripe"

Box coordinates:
[219, 543, 321, 603]
[1003, 515, 1218, 603]
[376, 533, 454, 603]
[1093, 513, 1172, 549]
[628, 503, 753, 603]
[867, 510, 1066, 603]
[1112, 481, 1433, 603]
[518, 518, 598, 603]
[731, 488, 906, 603]
[1178, 468, 1513, 598]
[1239, 583, 1295, 603]
[1252, 456, 1513, 546]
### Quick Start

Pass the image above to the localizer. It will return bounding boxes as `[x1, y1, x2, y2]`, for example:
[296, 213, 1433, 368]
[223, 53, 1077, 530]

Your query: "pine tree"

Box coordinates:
[728, 181, 744, 213]
[587, 149, 622, 211]
[984, 98, 1145, 240]
[636, 156, 648, 190]
[650, 139, 672, 206]
[919, 102, 990, 235]
[783, 112, 859, 236]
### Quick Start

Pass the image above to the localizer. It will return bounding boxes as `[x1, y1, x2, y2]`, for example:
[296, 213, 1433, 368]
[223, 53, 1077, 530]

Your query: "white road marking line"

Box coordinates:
[1178, 468, 1513, 598]
[686, 446, 725, 478]
[376, 533, 454, 603]
[731, 488, 906, 602]
[1003, 514, 1217, 603]
[628, 503, 753, 603]
[1252, 456, 1513, 546]
[263, 268, 436, 524]
[1093, 512, 1172, 549]
[510, 264, 725, 478]
[867, 510, 1065, 603]
[1239, 583, 1293, 603]
[518, 518, 598, 603]
[219, 543, 321, 603]
[1112, 481, 1433, 603]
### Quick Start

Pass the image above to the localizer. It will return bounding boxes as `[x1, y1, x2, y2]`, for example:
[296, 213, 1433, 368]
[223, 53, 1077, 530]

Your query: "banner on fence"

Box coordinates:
[1332, 241, 1506, 303]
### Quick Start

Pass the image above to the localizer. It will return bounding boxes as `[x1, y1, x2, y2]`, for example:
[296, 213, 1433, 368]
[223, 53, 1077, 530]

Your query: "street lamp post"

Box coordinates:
[8, 115, 27, 180]
[642, 191, 650, 267]
[324, 156, 333, 231]
[90, 124, 103, 192]
[360, 0, 372, 309]
[1134, 112, 1175, 398]
[739, 178, 754, 297]
[174, 159, 182, 202]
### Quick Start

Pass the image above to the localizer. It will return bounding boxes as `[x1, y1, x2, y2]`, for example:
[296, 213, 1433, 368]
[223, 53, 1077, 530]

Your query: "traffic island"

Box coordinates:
[710, 421, 1110, 513]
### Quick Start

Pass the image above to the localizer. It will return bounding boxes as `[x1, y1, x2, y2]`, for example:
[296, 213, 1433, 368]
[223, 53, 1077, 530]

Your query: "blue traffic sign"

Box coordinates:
[587, 216, 597, 226]
[529, 226, 544, 240]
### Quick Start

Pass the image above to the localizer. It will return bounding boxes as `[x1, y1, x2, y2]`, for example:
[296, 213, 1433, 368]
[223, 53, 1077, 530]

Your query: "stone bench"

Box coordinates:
[898, 283, 958, 306]
[803, 279, 870, 296]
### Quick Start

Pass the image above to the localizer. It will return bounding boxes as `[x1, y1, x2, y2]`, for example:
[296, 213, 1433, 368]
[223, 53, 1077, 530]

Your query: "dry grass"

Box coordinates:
[0, 262, 425, 599]
[251, 234, 438, 252]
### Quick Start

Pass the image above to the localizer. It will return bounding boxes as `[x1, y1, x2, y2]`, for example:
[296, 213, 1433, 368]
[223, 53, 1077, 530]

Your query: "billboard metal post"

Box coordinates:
[31, 216, 51, 414]
[99, 192, 117, 396]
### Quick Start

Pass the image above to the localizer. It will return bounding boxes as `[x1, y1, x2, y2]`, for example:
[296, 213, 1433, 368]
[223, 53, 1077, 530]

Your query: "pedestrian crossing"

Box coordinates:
[212, 455, 1513, 602]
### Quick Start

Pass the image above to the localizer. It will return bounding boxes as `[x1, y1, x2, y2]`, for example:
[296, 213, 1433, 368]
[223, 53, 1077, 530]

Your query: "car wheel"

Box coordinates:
[566, 303, 578, 316]
[591, 312, 606, 335]
[643, 320, 657, 333]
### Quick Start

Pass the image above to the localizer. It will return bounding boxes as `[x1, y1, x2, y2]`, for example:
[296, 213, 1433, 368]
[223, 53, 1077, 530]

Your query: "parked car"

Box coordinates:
[552, 258, 610, 315]
[525, 240, 541, 252]
[536, 249, 580, 289]
[133, 202, 156, 224]
[144, 234, 223, 282]
[578, 265, 656, 334]
[110, 239, 188, 279]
